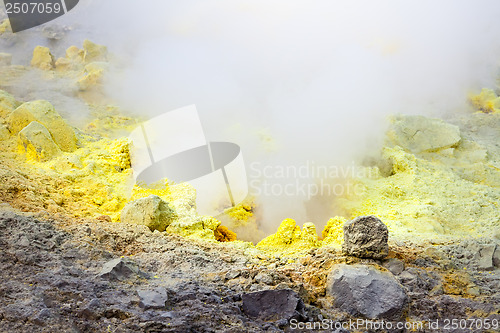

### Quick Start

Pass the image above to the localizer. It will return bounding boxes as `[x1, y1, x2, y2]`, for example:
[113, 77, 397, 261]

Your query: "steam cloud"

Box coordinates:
[6, 1, 500, 237]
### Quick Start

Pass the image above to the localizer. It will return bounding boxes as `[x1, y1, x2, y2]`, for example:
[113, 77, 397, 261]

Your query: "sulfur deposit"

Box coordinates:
[30, 46, 55, 70]
[470, 88, 500, 114]
[337, 113, 500, 241]
[256, 218, 320, 255]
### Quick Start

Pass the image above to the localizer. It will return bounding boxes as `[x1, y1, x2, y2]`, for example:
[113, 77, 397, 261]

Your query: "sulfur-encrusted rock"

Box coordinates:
[77, 62, 108, 90]
[256, 219, 320, 254]
[470, 88, 500, 114]
[0, 89, 19, 118]
[342, 215, 389, 259]
[54, 57, 72, 71]
[326, 264, 408, 320]
[121, 195, 176, 232]
[83, 39, 108, 63]
[166, 215, 221, 240]
[18, 121, 61, 161]
[387, 115, 461, 153]
[214, 225, 237, 242]
[66, 45, 85, 62]
[7, 100, 77, 152]
[31, 46, 55, 70]
[55, 46, 85, 72]
[0, 53, 11, 66]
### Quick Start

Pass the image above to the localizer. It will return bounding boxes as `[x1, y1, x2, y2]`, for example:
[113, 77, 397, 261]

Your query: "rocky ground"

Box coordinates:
[0, 208, 498, 332]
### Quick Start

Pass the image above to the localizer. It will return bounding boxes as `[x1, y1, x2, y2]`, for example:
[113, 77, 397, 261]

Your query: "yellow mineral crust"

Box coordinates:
[214, 225, 237, 242]
[338, 143, 500, 241]
[321, 216, 347, 248]
[257, 219, 320, 255]
[469, 88, 500, 114]
[225, 202, 254, 224]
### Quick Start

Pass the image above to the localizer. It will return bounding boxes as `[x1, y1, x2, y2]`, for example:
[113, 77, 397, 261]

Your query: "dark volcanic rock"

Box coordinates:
[98, 257, 146, 281]
[342, 215, 389, 259]
[383, 258, 405, 275]
[326, 264, 408, 320]
[242, 289, 305, 321]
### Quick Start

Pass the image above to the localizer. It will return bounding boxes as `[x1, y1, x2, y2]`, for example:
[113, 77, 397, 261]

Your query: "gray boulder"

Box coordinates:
[120, 195, 176, 232]
[326, 264, 408, 320]
[342, 215, 389, 259]
[242, 289, 305, 321]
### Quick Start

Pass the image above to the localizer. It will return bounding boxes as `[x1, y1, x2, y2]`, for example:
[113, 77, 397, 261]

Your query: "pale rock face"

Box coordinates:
[7, 100, 77, 152]
[31, 46, 55, 70]
[120, 195, 176, 232]
[387, 115, 461, 153]
[18, 121, 61, 162]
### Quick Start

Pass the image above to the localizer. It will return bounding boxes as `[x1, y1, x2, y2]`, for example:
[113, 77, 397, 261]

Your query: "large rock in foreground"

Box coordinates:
[242, 289, 305, 322]
[326, 264, 408, 320]
[342, 215, 389, 259]
[121, 195, 176, 232]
